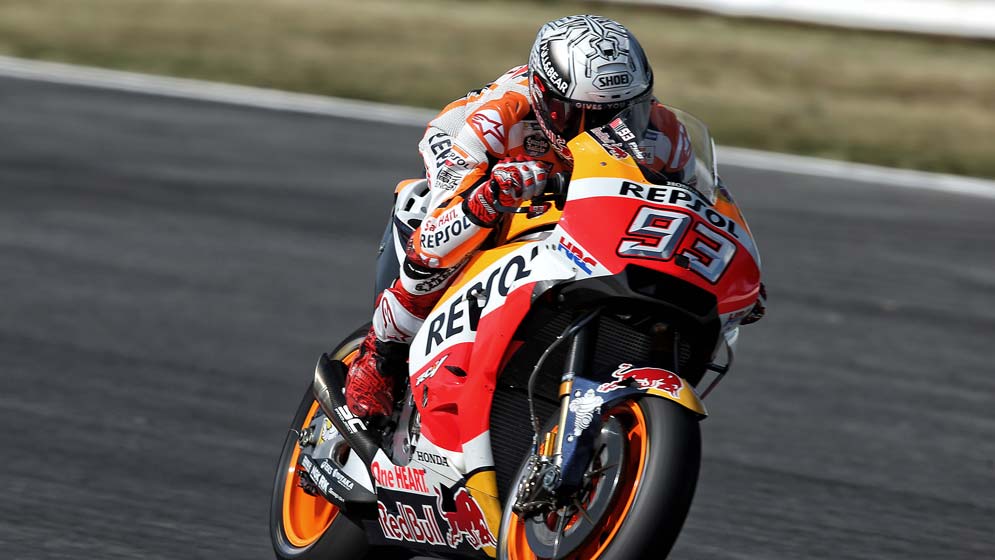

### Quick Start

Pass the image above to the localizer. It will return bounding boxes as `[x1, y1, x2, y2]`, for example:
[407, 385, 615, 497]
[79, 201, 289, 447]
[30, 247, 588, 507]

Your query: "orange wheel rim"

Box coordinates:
[504, 400, 648, 560]
[281, 349, 359, 548]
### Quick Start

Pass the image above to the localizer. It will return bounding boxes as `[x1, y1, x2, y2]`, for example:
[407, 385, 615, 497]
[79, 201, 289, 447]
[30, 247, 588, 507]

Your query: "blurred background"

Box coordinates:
[0, 1, 993, 559]
[2, 0, 993, 176]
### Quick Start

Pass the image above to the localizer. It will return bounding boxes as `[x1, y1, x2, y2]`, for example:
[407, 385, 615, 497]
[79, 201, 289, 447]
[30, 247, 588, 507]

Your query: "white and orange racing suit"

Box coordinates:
[371, 65, 696, 345]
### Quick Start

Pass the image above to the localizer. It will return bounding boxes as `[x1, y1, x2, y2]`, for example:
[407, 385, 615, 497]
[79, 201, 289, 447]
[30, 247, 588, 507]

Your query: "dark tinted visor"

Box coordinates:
[533, 76, 633, 142]
[542, 97, 621, 140]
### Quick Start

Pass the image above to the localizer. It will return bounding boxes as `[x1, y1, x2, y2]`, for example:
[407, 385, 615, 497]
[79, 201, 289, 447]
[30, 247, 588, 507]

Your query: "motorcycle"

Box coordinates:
[270, 104, 762, 560]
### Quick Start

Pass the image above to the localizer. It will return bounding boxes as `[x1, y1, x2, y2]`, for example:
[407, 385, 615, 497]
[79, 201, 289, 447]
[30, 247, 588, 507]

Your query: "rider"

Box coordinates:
[345, 14, 764, 419]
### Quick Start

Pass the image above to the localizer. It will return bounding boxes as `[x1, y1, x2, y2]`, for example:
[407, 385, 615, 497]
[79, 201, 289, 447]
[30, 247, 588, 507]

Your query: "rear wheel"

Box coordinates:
[499, 397, 701, 560]
[269, 326, 370, 560]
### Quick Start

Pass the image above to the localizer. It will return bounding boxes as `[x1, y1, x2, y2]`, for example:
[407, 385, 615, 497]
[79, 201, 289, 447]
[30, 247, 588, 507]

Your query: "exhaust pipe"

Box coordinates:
[312, 353, 382, 466]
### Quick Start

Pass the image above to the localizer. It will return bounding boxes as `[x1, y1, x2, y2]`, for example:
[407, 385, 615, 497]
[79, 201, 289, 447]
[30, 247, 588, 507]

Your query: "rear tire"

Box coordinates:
[499, 397, 701, 560]
[269, 326, 370, 560]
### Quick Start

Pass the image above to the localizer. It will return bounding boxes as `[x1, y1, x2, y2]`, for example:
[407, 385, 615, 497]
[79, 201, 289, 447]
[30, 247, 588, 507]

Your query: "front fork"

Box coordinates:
[513, 312, 601, 516]
[548, 314, 598, 494]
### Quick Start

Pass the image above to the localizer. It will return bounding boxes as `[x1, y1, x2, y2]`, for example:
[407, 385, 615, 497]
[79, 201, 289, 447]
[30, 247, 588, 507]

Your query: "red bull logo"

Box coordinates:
[437, 488, 497, 550]
[598, 363, 684, 398]
[377, 502, 447, 547]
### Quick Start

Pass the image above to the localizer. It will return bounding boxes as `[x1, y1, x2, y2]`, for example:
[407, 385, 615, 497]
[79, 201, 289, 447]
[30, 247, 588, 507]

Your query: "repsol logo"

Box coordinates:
[424, 249, 538, 355]
[595, 72, 631, 89]
[619, 181, 742, 239]
[420, 215, 473, 250]
[427, 132, 452, 166]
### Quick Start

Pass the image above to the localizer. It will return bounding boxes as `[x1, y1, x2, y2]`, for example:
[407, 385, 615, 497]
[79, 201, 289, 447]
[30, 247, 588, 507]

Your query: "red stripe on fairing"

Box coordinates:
[559, 196, 761, 316]
[415, 281, 537, 454]
[415, 341, 473, 452]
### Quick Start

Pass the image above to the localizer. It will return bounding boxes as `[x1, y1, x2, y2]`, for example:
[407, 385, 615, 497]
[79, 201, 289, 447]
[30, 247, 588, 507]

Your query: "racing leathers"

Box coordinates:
[345, 65, 698, 418]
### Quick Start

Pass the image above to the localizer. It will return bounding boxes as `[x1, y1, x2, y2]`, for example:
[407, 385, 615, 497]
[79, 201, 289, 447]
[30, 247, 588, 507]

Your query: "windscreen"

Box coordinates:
[590, 101, 719, 202]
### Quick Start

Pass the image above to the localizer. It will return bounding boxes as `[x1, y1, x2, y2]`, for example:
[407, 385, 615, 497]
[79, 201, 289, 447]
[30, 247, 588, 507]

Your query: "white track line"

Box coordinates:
[2, 55, 993, 199]
[0, 55, 436, 127]
[593, 0, 995, 40]
[717, 146, 995, 199]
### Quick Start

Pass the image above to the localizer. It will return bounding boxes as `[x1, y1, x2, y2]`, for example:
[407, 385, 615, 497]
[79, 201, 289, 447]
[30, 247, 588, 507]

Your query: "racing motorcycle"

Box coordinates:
[270, 105, 762, 560]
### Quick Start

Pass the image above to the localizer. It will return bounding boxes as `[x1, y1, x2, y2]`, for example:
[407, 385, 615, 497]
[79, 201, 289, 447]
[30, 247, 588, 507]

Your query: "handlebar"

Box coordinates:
[489, 171, 571, 214]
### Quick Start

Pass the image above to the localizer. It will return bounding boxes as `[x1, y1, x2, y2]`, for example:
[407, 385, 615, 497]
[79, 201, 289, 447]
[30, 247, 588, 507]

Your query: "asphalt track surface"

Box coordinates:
[1, 75, 993, 560]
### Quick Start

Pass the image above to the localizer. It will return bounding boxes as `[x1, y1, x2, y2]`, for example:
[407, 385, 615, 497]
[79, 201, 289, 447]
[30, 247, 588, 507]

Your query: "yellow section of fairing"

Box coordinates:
[647, 383, 708, 417]
[494, 133, 646, 244]
[713, 193, 753, 238]
[430, 242, 533, 313]
[465, 470, 501, 558]
[568, 132, 650, 184]
[496, 205, 562, 246]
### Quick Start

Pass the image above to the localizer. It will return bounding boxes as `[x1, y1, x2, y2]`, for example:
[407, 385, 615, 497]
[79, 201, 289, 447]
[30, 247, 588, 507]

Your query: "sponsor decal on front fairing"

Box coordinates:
[423, 247, 539, 355]
[598, 363, 684, 398]
[617, 181, 742, 239]
[557, 236, 597, 274]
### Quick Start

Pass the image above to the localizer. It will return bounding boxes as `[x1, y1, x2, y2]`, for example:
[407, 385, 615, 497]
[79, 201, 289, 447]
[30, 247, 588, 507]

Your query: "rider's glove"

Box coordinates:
[740, 282, 767, 325]
[463, 158, 550, 227]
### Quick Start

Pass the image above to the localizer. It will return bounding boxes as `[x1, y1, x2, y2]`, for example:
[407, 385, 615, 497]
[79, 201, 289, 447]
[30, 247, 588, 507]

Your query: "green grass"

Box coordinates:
[2, 0, 993, 177]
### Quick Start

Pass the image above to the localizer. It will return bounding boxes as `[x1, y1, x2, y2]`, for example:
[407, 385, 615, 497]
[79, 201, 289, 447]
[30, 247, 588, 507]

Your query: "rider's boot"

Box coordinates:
[344, 279, 436, 419]
[344, 327, 409, 418]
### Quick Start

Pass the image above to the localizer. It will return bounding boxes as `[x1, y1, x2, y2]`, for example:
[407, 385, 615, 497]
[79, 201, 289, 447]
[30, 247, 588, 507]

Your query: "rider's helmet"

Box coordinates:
[528, 15, 654, 161]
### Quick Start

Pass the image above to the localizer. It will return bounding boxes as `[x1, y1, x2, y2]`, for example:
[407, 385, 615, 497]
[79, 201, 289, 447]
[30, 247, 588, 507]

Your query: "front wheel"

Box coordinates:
[499, 397, 701, 560]
[269, 326, 370, 560]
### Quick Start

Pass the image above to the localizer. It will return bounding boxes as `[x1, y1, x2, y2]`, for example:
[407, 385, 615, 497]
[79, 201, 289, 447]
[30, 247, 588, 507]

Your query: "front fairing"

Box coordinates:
[407, 119, 762, 460]
[556, 132, 762, 318]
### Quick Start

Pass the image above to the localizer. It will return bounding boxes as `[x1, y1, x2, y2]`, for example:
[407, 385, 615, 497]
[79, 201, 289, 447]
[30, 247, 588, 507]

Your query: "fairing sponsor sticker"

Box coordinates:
[568, 389, 604, 437]
[598, 363, 684, 399]
[567, 177, 761, 267]
[414, 245, 539, 359]
[378, 501, 448, 547]
[557, 234, 599, 274]
[438, 487, 497, 550]
[372, 459, 432, 496]
[375, 484, 496, 552]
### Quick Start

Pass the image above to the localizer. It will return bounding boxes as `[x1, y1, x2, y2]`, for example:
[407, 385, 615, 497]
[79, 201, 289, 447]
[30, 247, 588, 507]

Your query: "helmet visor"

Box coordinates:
[542, 97, 621, 141]
[532, 75, 632, 142]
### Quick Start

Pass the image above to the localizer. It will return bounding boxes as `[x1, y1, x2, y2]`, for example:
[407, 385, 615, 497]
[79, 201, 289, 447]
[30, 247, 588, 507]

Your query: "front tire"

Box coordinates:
[499, 397, 701, 560]
[269, 326, 370, 560]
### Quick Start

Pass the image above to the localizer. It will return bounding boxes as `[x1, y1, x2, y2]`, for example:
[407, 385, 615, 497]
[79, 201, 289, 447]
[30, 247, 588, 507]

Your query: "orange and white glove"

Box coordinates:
[464, 159, 550, 226]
